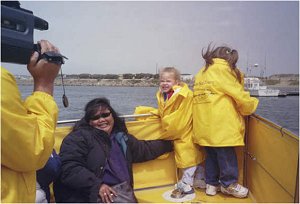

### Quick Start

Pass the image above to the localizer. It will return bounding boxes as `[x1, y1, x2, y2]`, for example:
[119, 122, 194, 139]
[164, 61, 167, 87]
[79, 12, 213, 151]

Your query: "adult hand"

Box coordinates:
[99, 183, 117, 203]
[27, 40, 61, 96]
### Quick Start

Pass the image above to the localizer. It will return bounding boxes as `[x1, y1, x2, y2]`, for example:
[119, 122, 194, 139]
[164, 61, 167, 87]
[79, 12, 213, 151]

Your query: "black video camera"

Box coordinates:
[1, 1, 67, 65]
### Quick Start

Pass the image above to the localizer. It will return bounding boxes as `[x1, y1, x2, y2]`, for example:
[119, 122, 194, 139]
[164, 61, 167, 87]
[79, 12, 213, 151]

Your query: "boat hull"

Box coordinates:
[249, 89, 280, 97]
[245, 114, 299, 203]
[245, 77, 280, 97]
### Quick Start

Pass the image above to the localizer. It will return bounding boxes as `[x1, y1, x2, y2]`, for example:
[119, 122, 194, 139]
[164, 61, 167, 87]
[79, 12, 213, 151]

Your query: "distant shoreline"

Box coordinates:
[16, 78, 160, 87]
[16, 78, 299, 89]
[15, 73, 299, 88]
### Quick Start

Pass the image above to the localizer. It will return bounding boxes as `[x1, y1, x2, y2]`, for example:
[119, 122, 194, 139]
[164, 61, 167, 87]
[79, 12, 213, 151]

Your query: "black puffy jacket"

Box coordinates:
[54, 126, 173, 203]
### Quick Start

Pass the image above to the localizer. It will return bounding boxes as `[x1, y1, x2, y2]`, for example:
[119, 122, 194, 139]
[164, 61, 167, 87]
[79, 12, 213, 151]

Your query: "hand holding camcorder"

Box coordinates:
[1, 1, 67, 65]
[1, 1, 69, 107]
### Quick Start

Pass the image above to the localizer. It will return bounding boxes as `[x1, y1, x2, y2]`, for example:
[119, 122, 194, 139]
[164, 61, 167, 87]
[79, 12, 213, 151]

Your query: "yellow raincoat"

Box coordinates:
[157, 83, 204, 168]
[135, 83, 204, 168]
[1, 67, 58, 202]
[193, 58, 259, 147]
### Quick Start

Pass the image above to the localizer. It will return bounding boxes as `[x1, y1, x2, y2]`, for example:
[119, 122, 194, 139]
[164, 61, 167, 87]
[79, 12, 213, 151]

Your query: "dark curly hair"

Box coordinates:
[73, 97, 128, 134]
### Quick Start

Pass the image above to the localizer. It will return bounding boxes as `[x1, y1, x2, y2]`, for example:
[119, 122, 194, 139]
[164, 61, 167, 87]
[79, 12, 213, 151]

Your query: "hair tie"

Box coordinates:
[226, 49, 232, 54]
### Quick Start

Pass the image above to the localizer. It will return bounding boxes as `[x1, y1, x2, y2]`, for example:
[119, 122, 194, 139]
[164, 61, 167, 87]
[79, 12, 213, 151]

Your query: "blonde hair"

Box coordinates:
[159, 67, 181, 82]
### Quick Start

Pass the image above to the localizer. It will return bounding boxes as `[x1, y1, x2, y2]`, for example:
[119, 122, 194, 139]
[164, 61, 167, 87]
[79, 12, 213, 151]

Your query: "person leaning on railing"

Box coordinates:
[193, 44, 259, 198]
[1, 40, 62, 202]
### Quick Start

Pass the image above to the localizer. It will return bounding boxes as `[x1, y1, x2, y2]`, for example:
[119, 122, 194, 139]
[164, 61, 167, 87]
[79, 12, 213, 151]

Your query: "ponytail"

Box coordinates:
[202, 44, 242, 83]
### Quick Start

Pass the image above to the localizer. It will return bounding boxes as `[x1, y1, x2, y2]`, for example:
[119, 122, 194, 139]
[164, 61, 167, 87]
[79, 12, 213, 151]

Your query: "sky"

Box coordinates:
[2, 1, 299, 77]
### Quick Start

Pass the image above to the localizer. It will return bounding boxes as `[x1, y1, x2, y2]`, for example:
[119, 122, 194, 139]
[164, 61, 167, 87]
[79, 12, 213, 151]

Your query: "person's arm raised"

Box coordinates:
[27, 39, 61, 96]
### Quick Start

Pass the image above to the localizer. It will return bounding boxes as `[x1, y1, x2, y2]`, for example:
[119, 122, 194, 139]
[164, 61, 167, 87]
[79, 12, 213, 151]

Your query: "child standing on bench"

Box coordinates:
[157, 67, 205, 197]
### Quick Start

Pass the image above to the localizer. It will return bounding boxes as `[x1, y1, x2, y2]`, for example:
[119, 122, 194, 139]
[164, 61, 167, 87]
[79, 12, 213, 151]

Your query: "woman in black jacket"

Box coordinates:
[54, 97, 173, 203]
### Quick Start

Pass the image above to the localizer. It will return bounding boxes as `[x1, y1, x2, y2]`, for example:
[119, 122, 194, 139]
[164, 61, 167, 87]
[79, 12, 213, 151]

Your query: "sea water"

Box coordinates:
[18, 85, 299, 135]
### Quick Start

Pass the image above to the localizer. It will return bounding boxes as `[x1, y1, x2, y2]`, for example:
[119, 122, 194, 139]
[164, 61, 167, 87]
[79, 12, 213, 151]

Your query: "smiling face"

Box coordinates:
[89, 106, 114, 135]
[159, 72, 178, 93]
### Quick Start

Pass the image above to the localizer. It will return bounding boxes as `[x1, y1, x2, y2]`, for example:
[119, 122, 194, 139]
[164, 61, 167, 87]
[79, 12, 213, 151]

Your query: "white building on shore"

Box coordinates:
[181, 74, 193, 81]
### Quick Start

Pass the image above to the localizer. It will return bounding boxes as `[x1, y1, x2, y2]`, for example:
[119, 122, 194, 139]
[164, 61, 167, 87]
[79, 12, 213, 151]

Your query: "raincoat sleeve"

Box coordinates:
[1, 67, 58, 172]
[160, 95, 192, 137]
[218, 67, 259, 115]
[133, 106, 159, 121]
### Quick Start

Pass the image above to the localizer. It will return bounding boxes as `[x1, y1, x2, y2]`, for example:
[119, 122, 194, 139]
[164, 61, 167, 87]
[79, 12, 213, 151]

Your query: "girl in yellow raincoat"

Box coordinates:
[157, 67, 205, 196]
[193, 45, 259, 198]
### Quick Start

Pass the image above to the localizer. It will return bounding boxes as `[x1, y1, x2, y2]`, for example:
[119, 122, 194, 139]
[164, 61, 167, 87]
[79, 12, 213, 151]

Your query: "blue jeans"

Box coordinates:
[205, 147, 238, 188]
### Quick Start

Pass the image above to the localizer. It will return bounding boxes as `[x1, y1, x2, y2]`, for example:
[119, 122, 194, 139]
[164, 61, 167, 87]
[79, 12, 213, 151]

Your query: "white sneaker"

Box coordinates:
[174, 180, 194, 194]
[220, 183, 249, 198]
[171, 181, 194, 198]
[205, 184, 220, 196]
[193, 178, 206, 189]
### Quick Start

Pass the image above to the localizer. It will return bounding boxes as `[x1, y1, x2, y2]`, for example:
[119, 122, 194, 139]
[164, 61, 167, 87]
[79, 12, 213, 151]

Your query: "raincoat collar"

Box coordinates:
[158, 83, 189, 106]
[212, 58, 230, 66]
[175, 83, 189, 98]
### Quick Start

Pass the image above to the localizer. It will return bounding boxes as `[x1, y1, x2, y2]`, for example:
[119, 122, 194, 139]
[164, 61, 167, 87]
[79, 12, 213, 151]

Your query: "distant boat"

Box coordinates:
[245, 77, 280, 97]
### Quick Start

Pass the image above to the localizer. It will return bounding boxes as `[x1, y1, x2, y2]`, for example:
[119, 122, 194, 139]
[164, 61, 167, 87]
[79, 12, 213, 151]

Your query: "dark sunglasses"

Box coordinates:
[90, 112, 111, 120]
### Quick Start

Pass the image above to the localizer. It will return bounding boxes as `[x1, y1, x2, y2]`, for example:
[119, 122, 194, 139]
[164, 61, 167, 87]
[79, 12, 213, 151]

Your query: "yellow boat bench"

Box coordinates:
[54, 115, 299, 203]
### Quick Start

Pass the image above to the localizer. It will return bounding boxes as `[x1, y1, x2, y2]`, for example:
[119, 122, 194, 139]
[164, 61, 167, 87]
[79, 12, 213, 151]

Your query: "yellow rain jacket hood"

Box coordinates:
[193, 58, 259, 147]
[1, 67, 58, 202]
